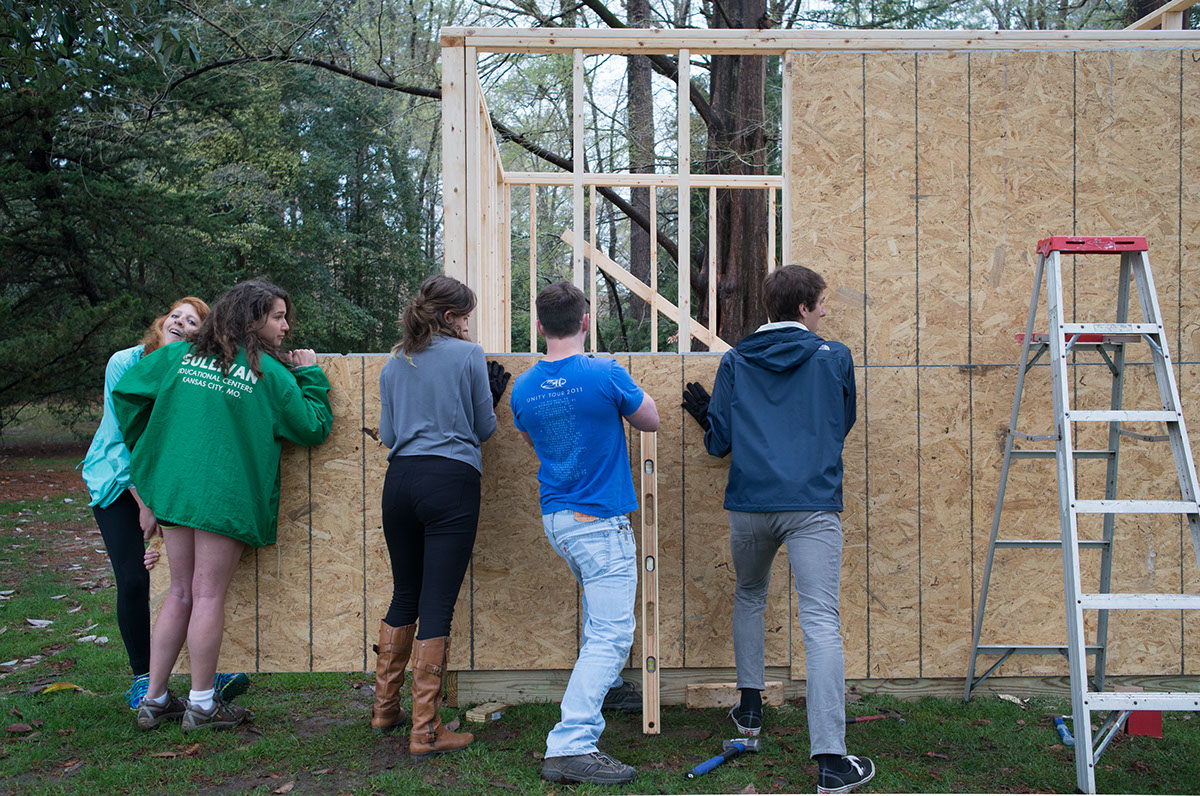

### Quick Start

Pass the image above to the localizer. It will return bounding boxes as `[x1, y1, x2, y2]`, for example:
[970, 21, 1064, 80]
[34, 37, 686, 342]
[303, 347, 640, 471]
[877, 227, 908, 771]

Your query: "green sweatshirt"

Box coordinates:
[112, 341, 333, 547]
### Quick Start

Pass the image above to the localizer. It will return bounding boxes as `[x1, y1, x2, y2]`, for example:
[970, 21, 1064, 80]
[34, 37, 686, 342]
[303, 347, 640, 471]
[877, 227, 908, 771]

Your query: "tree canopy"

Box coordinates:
[2, 0, 1186, 430]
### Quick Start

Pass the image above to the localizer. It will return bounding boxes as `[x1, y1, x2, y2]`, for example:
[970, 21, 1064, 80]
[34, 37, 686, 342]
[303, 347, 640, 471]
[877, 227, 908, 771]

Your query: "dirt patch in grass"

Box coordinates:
[0, 441, 90, 501]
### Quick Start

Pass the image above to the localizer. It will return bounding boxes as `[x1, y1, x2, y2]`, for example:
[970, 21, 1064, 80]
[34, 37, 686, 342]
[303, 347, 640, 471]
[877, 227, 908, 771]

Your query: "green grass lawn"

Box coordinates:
[2, 450, 1198, 794]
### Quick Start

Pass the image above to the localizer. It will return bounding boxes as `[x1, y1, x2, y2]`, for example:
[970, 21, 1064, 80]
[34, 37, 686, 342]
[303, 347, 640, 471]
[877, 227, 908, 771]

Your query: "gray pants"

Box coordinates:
[730, 509, 846, 757]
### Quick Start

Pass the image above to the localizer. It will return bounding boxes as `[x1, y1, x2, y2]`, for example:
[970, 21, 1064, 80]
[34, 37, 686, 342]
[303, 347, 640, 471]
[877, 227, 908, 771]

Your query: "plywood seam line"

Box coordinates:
[254, 547, 260, 672]
[860, 51, 870, 677]
[914, 52, 923, 678]
[966, 51, 975, 642]
[1178, 49, 1186, 677]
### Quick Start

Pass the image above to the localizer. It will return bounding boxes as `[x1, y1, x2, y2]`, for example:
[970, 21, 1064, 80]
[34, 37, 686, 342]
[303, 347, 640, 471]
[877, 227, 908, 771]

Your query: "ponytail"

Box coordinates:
[391, 275, 476, 359]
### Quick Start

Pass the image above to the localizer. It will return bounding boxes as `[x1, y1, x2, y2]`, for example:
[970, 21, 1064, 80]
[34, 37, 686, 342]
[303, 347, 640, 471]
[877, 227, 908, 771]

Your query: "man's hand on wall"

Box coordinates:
[681, 382, 711, 431]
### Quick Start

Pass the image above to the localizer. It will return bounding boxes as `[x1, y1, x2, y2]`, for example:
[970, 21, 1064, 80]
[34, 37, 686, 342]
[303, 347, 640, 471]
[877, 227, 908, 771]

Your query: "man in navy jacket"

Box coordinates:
[682, 265, 874, 794]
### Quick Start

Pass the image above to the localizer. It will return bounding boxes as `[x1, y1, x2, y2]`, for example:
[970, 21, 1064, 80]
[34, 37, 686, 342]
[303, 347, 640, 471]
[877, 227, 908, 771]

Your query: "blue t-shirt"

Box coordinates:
[510, 355, 644, 518]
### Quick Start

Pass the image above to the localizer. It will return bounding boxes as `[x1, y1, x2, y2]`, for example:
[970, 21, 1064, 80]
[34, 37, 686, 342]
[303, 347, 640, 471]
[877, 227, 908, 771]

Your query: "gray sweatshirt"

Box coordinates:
[378, 335, 497, 473]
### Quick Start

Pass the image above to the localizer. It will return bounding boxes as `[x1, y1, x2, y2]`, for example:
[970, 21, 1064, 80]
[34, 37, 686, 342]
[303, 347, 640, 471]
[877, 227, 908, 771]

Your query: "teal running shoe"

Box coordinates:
[125, 673, 150, 710]
[214, 672, 250, 701]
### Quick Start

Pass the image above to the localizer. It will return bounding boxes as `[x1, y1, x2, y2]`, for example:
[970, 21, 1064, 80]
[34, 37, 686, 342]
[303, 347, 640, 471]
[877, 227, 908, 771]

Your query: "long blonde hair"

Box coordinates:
[140, 296, 211, 355]
[391, 275, 475, 360]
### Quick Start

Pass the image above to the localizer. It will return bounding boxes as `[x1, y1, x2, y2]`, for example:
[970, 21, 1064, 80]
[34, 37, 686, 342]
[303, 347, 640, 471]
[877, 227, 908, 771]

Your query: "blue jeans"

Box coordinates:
[542, 510, 637, 757]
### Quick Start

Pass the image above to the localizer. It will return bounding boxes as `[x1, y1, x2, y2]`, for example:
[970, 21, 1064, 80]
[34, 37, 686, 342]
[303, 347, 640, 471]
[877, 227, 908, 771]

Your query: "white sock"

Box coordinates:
[145, 691, 169, 706]
[189, 688, 215, 711]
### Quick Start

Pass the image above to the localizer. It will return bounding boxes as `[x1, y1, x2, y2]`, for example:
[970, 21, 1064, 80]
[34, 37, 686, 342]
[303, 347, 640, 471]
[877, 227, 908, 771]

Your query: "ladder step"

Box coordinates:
[1060, 322, 1162, 337]
[1010, 449, 1114, 459]
[1037, 235, 1146, 255]
[1079, 593, 1200, 610]
[1085, 692, 1200, 711]
[1073, 500, 1200, 514]
[1067, 410, 1178, 423]
[995, 539, 1109, 549]
[977, 644, 1102, 655]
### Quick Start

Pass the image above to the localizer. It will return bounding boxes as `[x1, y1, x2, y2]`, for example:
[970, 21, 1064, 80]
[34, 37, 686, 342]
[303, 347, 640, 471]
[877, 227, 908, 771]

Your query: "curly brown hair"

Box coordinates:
[391, 275, 475, 359]
[190, 280, 292, 378]
[140, 297, 211, 355]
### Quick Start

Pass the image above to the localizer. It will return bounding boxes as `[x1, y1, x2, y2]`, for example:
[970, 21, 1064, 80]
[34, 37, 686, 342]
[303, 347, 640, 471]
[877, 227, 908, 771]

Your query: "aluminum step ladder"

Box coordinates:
[964, 235, 1200, 794]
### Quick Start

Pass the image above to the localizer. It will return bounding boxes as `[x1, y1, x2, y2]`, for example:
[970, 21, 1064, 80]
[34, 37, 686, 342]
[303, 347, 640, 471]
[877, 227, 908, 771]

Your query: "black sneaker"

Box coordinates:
[728, 703, 763, 736]
[541, 751, 637, 785]
[818, 755, 875, 794]
[601, 680, 642, 714]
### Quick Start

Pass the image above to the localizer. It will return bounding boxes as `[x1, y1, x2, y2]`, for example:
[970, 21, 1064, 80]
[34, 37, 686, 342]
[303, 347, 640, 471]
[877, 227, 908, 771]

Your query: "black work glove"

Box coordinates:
[681, 381, 711, 431]
[487, 360, 511, 409]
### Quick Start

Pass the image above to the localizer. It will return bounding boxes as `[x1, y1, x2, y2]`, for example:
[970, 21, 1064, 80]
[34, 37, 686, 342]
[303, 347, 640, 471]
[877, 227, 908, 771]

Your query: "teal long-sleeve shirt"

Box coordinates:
[80, 345, 145, 508]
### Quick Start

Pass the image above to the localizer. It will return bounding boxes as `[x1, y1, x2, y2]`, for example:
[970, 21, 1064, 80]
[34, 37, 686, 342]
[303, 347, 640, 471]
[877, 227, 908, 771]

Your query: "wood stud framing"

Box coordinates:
[677, 48, 691, 353]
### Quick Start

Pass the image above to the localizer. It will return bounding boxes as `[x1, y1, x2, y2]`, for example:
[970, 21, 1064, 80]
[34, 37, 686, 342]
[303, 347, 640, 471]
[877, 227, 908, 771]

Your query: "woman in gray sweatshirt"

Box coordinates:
[372, 275, 509, 758]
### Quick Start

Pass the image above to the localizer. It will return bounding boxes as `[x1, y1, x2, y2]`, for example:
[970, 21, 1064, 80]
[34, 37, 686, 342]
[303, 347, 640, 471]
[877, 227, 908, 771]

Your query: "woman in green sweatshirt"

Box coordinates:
[113, 280, 333, 732]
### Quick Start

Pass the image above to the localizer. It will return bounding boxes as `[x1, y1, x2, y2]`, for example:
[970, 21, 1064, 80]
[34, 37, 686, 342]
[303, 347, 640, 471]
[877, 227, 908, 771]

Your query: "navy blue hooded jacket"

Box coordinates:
[704, 324, 856, 512]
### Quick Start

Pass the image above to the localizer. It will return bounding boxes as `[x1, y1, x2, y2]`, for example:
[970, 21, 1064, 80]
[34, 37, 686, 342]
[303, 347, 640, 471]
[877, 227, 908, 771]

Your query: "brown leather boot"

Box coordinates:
[371, 621, 416, 731]
[409, 636, 473, 759]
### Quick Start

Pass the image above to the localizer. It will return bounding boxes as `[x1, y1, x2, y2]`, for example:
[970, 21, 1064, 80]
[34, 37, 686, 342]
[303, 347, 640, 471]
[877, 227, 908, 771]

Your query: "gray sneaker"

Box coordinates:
[541, 751, 636, 785]
[181, 698, 252, 732]
[600, 680, 642, 714]
[136, 692, 187, 729]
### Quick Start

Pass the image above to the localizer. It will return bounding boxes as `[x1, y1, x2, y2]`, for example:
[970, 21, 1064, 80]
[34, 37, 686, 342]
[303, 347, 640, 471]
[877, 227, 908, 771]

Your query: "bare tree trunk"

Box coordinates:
[627, 0, 653, 324]
[703, 0, 770, 344]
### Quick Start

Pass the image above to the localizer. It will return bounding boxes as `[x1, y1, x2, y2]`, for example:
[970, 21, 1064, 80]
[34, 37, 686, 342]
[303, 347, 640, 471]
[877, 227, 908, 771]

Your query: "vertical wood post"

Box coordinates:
[781, 50, 793, 271]
[640, 430, 660, 734]
[650, 189, 658, 352]
[441, 40, 467, 282]
[590, 184, 598, 351]
[573, 49, 585, 290]
[465, 47, 483, 340]
[529, 187, 538, 353]
[677, 49, 691, 352]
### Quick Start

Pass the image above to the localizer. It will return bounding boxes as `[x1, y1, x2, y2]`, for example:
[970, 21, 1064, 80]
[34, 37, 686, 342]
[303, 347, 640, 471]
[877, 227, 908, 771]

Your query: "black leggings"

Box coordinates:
[92, 490, 151, 675]
[381, 455, 480, 640]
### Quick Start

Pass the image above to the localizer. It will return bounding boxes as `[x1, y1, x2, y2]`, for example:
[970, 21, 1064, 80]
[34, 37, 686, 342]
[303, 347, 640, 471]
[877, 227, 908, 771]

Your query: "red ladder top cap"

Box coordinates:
[1036, 236, 1148, 256]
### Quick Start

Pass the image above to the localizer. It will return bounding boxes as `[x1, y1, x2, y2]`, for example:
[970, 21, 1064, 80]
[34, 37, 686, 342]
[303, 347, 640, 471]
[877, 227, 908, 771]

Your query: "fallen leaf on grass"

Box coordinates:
[56, 729, 73, 736]
[19, 731, 41, 741]
[26, 619, 53, 628]
[445, 717, 460, 731]
[924, 752, 949, 759]
[1016, 719, 1026, 726]
[61, 760, 84, 774]
[272, 782, 294, 794]
[150, 751, 179, 758]
[50, 595, 65, 600]
[6, 723, 32, 733]
[39, 682, 81, 695]
[739, 785, 758, 794]
[997, 693, 1027, 708]
[972, 719, 991, 725]
[312, 768, 333, 775]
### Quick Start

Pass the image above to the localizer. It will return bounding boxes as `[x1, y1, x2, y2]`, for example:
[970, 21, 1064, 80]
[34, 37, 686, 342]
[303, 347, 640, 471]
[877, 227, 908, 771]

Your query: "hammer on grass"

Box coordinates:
[685, 737, 763, 779]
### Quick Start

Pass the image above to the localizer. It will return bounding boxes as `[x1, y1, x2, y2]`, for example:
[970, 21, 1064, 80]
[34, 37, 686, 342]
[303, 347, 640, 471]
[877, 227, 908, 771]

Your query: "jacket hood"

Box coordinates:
[735, 327, 824, 372]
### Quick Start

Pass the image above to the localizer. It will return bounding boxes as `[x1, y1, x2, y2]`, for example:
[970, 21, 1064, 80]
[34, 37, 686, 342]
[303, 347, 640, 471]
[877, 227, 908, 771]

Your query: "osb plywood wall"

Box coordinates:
[788, 48, 1200, 681]
[152, 47, 1199, 682]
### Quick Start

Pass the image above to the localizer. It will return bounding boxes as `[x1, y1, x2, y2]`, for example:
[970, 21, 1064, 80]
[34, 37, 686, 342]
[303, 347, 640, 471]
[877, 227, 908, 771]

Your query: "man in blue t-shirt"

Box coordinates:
[511, 281, 659, 786]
